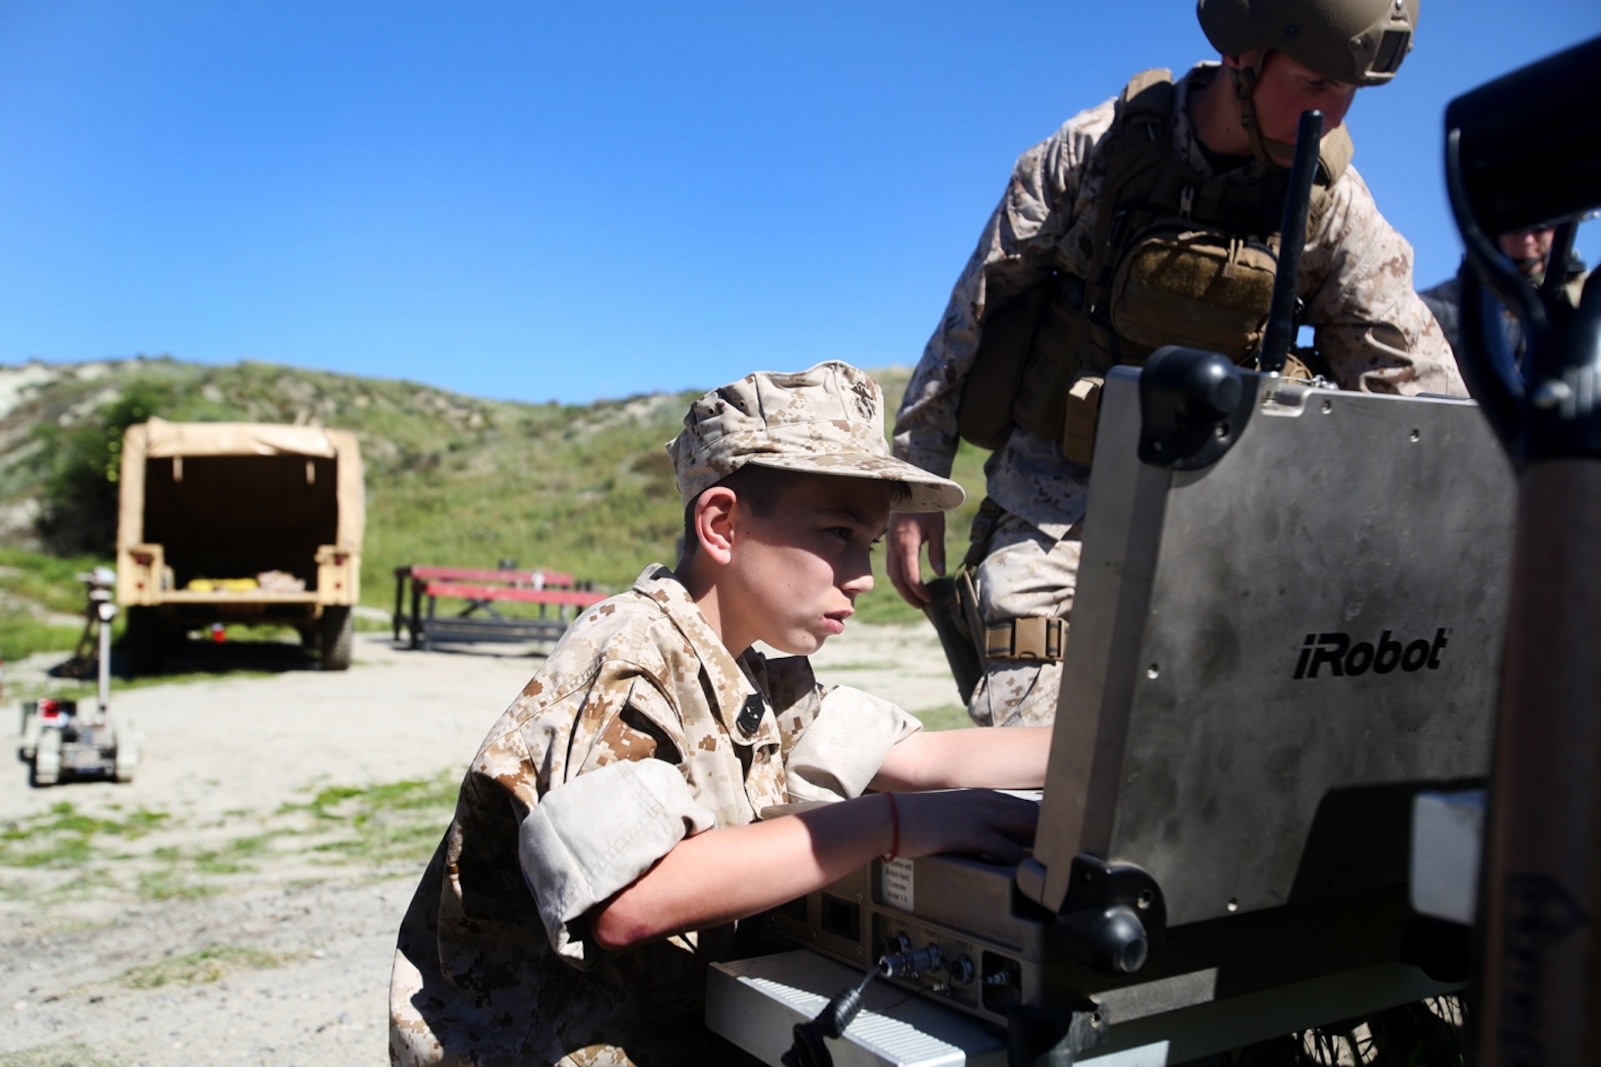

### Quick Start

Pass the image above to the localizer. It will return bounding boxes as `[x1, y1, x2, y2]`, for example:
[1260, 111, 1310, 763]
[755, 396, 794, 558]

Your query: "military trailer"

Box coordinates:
[114, 419, 365, 674]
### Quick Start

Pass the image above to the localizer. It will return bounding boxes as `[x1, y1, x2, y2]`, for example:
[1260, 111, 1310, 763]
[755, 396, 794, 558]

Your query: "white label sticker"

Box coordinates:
[880, 857, 914, 912]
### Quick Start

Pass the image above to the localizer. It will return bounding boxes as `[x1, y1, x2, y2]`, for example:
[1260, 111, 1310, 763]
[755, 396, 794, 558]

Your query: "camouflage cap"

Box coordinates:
[667, 361, 965, 513]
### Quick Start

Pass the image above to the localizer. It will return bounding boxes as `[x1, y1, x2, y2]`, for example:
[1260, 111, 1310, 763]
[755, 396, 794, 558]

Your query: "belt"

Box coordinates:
[984, 616, 1065, 662]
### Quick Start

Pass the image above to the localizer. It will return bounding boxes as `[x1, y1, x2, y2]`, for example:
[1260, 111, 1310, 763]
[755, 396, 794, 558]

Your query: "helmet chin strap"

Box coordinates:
[1228, 59, 1296, 167]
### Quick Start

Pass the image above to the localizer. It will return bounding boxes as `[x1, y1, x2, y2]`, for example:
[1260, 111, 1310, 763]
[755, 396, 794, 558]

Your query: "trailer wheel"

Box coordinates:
[31, 727, 62, 787]
[320, 606, 354, 671]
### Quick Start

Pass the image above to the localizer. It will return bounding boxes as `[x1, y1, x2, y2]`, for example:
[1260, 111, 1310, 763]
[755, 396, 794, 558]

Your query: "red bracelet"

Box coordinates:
[881, 792, 900, 862]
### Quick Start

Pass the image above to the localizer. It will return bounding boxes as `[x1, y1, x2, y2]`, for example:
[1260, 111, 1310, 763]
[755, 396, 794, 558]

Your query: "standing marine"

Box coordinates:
[1420, 223, 1591, 357]
[888, 0, 1466, 728]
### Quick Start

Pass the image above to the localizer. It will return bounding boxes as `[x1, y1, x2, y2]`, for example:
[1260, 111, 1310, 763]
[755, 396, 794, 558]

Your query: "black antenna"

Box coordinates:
[1257, 109, 1324, 376]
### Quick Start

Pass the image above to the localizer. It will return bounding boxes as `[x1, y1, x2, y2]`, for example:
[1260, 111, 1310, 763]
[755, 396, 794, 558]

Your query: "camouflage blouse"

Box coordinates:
[893, 63, 1465, 540]
[389, 565, 918, 1066]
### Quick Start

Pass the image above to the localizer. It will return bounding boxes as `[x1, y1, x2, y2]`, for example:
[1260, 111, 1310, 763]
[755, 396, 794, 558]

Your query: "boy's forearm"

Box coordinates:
[588, 794, 894, 952]
[585, 725, 1054, 949]
[871, 725, 1052, 792]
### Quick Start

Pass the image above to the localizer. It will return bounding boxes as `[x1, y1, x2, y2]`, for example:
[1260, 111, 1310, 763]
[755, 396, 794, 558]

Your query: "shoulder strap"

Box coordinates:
[1317, 126, 1353, 186]
[1307, 125, 1353, 233]
[1119, 68, 1175, 132]
[1093, 69, 1181, 248]
[1110, 69, 1176, 167]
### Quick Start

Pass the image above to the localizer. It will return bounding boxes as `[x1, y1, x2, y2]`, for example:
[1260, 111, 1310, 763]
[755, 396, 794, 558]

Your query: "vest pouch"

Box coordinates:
[1011, 274, 1109, 446]
[1061, 375, 1105, 467]
[958, 282, 1051, 450]
[1108, 226, 1278, 366]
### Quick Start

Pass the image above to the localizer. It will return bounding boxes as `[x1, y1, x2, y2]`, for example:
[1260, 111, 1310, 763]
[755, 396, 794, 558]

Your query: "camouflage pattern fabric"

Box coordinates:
[895, 63, 1463, 542]
[389, 565, 919, 1066]
[894, 64, 1464, 726]
[966, 513, 1082, 727]
[668, 359, 963, 514]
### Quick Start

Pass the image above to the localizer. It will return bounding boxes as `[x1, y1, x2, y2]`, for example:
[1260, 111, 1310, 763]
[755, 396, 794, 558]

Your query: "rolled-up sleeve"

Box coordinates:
[518, 759, 716, 961]
[785, 686, 923, 803]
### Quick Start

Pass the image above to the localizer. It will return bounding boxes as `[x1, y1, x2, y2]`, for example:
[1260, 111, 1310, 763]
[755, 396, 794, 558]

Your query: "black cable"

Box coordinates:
[780, 963, 879, 1067]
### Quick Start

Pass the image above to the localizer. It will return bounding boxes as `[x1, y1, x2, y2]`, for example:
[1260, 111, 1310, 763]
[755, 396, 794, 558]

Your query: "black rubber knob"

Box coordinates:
[1187, 354, 1242, 419]
[1095, 905, 1149, 974]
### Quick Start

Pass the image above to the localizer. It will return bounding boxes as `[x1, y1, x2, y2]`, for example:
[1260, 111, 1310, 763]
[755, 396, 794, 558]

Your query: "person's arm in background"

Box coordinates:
[1416, 277, 1462, 356]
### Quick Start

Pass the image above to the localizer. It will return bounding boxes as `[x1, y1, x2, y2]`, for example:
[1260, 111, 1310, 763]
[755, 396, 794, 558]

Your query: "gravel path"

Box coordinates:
[1, 623, 957, 1067]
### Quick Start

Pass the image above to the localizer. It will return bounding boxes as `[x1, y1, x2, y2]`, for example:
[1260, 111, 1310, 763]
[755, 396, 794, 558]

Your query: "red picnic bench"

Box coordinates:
[392, 565, 607, 651]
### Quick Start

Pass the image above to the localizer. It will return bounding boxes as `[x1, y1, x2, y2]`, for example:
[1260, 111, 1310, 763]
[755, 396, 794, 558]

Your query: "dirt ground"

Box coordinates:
[0, 621, 960, 1067]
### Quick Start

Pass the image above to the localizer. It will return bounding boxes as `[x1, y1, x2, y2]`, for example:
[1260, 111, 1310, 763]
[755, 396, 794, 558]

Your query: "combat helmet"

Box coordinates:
[1196, 0, 1417, 85]
[1197, 0, 1417, 164]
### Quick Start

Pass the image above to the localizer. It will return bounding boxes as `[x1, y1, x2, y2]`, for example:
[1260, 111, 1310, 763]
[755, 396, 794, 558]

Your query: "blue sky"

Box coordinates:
[2, 2, 1596, 406]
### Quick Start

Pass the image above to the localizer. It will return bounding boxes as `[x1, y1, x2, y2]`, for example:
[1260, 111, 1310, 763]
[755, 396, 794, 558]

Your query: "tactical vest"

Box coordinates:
[957, 69, 1353, 458]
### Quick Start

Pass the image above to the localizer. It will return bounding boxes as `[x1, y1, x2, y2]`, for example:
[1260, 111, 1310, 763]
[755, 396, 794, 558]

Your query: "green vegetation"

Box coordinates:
[282, 772, 460, 866]
[0, 547, 108, 613]
[0, 773, 462, 907]
[0, 606, 83, 665]
[0, 802, 170, 869]
[909, 704, 972, 732]
[0, 1043, 124, 1067]
[134, 869, 225, 902]
[30, 382, 173, 556]
[0, 358, 993, 647]
[117, 944, 297, 989]
[0, 547, 103, 661]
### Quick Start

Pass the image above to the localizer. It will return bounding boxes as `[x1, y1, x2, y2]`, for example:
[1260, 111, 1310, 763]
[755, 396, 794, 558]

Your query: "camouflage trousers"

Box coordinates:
[966, 512, 1082, 728]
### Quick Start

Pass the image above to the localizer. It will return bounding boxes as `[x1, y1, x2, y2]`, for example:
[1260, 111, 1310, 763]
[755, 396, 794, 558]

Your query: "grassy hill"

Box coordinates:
[0, 357, 992, 660]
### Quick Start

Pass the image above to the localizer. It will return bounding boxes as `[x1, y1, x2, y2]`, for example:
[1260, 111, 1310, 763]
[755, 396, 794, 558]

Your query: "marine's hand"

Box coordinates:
[887, 512, 946, 608]
[895, 789, 1037, 866]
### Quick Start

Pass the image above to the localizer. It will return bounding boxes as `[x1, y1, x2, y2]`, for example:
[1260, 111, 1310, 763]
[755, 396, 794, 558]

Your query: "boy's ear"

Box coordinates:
[692, 486, 739, 566]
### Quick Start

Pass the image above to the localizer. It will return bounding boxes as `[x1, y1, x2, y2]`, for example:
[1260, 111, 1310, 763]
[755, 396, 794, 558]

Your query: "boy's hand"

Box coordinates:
[894, 789, 1038, 866]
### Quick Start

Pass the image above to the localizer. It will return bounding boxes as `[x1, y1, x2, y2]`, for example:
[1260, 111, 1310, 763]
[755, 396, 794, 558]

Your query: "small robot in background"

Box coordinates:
[18, 568, 139, 787]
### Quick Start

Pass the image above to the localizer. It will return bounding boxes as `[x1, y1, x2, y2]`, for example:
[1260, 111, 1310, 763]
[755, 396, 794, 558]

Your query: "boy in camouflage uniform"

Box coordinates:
[887, 0, 1467, 729]
[389, 360, 1050, 1066]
